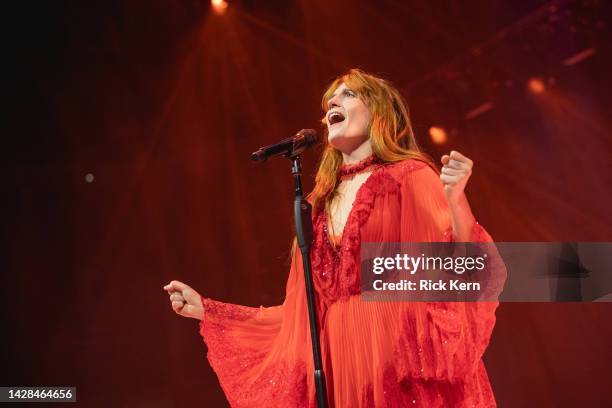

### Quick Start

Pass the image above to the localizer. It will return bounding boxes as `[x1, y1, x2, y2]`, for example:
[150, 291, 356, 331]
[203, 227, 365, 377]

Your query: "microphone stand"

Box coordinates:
[290, 155, 329, 408]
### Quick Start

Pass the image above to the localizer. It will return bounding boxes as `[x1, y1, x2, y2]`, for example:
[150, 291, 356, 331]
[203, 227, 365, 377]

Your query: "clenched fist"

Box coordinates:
[163, 280, 204, 320]
[440, 150, 473, 206]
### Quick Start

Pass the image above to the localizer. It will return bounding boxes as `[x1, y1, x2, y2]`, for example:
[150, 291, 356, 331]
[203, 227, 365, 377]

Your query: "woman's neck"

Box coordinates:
[341, 140, 373, 164]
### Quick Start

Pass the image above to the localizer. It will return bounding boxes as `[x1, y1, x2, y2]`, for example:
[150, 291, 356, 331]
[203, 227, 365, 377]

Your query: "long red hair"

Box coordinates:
[307, 69, 437, 211]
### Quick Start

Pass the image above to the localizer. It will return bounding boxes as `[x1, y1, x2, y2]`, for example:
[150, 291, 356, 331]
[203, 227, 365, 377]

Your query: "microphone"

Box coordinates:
[250, 129, 317, 162]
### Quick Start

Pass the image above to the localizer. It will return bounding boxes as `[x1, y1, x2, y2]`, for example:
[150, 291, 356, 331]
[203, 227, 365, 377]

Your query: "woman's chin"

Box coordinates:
[327, 134, 348, 151]
[328, 136, 365, 155]
[327, 136, 359, 154]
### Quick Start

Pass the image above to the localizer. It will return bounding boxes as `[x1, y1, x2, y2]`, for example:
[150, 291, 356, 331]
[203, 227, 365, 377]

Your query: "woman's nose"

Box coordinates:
[328, 94, 341, 108]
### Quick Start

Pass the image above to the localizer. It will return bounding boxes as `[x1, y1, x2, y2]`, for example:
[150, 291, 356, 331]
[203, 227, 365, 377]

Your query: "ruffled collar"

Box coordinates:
[338, 155, 383, 180]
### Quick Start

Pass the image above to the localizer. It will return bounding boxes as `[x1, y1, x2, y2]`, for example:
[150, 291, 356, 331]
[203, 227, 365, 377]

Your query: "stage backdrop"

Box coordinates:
[3, 0, 611, 406]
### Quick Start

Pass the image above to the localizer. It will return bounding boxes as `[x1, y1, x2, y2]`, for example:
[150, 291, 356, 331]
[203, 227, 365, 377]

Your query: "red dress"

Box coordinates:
[199, 159, 500, 407]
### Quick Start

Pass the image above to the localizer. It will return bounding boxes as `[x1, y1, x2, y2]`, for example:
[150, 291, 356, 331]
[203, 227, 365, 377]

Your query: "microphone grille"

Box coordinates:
[297, 129, 318, 145]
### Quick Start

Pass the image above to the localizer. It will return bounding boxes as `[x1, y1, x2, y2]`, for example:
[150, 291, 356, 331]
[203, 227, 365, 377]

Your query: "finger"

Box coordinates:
[447, 158, 470, 170]
[164, 280, 189, 293]
[171, 300, 185, 313]
[182, 304, 196, 318]
[449, 150, 473, 166]
[441, 154, 450, 165]
[441, 166, 463, 176]
[170, 293, 185, 302]
[440, 173, 458, 185]
[183, 291, 204, 308]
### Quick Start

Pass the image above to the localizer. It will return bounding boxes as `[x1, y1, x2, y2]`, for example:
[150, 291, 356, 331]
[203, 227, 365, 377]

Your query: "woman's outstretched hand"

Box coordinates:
[163, 280, 205, 320]
[440, 150, 473, 205]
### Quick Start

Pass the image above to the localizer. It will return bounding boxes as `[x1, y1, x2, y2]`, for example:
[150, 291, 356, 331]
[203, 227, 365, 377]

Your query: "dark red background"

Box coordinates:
[3, 0, 611, 406]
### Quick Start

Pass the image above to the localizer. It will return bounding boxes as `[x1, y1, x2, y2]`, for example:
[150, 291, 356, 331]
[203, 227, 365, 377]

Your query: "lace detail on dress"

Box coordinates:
[202, 297, 260, 322]
[338, 154, 383, 180]
[381, 362, 496, 407]
[200, 297, 310, 407]
[311, 167, 401, 305]
[390, 301, 498, 394]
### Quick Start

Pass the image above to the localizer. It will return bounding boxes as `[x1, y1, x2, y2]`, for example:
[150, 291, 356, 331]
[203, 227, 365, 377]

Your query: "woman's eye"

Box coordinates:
[344, 90, 356, 97]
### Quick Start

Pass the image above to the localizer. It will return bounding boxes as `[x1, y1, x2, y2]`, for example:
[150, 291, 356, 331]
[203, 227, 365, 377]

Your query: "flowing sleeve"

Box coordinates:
[198, 250, 313, 407]
[393, 161, 501, 383]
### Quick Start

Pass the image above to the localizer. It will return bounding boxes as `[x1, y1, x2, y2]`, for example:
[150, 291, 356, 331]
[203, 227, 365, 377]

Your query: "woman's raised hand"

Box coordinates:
[163, 280, 205, 320]
[440, 150, 474, 206]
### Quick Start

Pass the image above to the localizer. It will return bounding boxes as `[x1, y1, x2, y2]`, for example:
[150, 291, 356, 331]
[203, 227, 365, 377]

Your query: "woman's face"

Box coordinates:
[325, 83, 372, 153]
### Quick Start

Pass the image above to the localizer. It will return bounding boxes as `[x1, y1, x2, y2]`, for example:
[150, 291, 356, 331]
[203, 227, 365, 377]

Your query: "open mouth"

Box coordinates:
[328, 111, 346, 125]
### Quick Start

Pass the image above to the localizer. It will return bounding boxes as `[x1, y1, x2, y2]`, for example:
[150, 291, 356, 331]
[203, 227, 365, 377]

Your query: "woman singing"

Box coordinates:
[163, 69, 500, 407]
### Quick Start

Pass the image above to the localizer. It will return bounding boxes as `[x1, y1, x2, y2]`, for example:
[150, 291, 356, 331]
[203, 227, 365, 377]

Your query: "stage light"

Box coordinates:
[211, 0, 228, 15]
[429, 126, 448, 144]
[528, 77, 545, 94]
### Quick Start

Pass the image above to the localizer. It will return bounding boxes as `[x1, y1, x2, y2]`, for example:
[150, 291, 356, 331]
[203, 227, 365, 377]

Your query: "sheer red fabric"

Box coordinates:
[199, 159, 500, 407]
